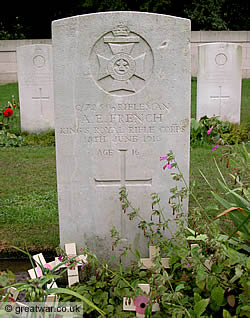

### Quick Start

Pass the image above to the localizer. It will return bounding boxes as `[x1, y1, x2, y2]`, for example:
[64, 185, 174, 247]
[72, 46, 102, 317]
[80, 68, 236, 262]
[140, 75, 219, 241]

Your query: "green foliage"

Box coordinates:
[2, 149, 249, 317]
[0, 130, 25, 147]
[0, 0, 249, 39]
[0, 91, 22, 144]
[48, 287, 106, 316]
[0, 19, 25, 40]
[0, 271, 16, 300]
[191, 116, 249, 147]
[0, 271, 16, 295]
[221, 124, 248, 145]
[0, 97, 18, 131]
[184, 0, 227, 30]
[205, 144, 250, 240]
[22, 130, 55, 146]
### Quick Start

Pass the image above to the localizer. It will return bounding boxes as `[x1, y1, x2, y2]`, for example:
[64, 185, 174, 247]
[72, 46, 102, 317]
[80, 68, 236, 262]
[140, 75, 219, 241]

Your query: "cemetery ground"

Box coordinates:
[0, 80, 249, 254]
[0, 81, 249, 317]
[0, 145, 240, 253]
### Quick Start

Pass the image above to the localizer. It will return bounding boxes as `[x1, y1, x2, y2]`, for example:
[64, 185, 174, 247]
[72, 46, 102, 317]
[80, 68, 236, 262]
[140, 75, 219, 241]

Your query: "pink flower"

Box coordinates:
[81, 263, 86, 270]
[163, 163, 171, 170]
[160, 156, 167, 161]
[207, 126, 214, 135]
[35, 264, 52, 277]
[212, 145, 218, 151]
[134, 295, 149, 314]
[44, 264, 52, 270]
[58, 255, 63, 262]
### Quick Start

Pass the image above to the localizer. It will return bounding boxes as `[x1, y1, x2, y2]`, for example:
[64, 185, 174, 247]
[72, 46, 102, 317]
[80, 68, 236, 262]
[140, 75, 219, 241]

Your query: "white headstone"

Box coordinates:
[197, 43, 242, 123]
[17, 44, 54, 132]
[52, 12, 191, 261]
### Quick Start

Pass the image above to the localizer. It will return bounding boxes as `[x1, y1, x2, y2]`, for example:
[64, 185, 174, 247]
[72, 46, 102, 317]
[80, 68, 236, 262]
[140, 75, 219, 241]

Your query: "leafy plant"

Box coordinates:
[0, 271, 16, 299]
[0, 130, 25, 147]
[191, 116, 248, 147]
[201, 144, 250, 241]
[221, 124, 249, 145]
[0, 96, 23, 146]
[22, 130, 55, 146]
[0, 97, 17, 131]
[2, 150, 249, 317]
[1, 247, 105, 316]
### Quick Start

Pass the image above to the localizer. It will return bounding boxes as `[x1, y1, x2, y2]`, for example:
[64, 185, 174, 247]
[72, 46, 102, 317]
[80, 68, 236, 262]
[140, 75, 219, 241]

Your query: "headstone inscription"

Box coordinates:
[52, 12, 191, 261]
[197, 43, 242, 123]
[17, 44, 54, 132]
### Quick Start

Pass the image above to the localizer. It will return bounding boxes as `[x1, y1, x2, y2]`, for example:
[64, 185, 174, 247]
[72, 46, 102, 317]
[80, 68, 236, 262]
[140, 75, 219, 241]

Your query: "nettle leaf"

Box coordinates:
[135, 249, 141, 260]
[194, 298, 209, 317]
[194, 292, 202, 303]
[93, 289, 109, 305]
[207, 275, 218, 291]
[196, 278, 206, 291]
[175, 283, 185, 292]
[186, 234, 208, 241]
[196, 267, 207, 290]
[247, 257, 250, 270]
[223, 309, 237, 318]
[226, 248, 247, 265]
[96, 281, 107, 288]
[211, 286, 225, 306]
[211, 263, 224, 274]
[230, 265, 243, 283]
[105, 305, 114, 314]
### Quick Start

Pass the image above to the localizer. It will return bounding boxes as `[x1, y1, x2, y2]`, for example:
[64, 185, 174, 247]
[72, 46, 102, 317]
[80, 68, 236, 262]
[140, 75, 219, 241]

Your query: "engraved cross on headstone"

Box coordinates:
[32, 87, 49, 118]
[210, 86, 230, 116]
[94, 149, 152, 187]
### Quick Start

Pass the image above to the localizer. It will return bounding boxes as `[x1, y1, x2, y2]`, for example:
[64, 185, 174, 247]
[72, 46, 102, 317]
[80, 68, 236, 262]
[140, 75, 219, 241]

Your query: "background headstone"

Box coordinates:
[53, 12, 191, 261]
[197, 43, 242, 123]
[17, 44, 54, 132]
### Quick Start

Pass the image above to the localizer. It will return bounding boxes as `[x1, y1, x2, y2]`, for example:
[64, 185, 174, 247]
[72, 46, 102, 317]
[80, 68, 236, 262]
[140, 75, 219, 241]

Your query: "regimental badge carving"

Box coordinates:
[90, 24, 154, 96]
[33, 55, 46, 68]
[215, 53, 227, 66]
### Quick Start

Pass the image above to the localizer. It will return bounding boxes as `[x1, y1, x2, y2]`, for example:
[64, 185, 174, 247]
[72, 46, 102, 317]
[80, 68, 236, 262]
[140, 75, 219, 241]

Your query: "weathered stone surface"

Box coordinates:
[52, 12, 191, 261]
[197, 43, 242, 123]
[17, 44, 54, 132]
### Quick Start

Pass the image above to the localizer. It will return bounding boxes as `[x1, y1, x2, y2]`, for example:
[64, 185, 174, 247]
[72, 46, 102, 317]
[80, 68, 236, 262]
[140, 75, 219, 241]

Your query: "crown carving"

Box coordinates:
[112, 24, 130, 37]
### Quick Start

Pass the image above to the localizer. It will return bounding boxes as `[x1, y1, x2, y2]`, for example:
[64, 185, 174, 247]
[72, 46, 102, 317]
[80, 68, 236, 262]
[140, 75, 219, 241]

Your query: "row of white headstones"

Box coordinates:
[7, 243, 211, 317]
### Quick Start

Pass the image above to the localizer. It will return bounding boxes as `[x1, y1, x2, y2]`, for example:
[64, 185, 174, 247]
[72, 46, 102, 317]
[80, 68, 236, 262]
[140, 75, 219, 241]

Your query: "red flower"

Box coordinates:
[134, 295, 149, 314]
[4, 108, 13, 117]
[13, 104, 16, 108]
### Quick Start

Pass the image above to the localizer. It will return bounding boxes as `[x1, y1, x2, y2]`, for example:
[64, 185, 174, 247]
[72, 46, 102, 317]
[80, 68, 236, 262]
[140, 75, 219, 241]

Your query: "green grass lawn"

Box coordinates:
[0, 81, 249, 254]
[0, 147, 58, 252]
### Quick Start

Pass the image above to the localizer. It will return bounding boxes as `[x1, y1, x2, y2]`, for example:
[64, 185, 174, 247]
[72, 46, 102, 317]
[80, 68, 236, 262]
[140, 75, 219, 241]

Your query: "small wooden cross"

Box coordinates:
[123, 284, 160, 317]
[139, 246, 170, 272]
[6, 287, 19, 301]
[28, 253, 58, 288]
[55, 243, 87, 287]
